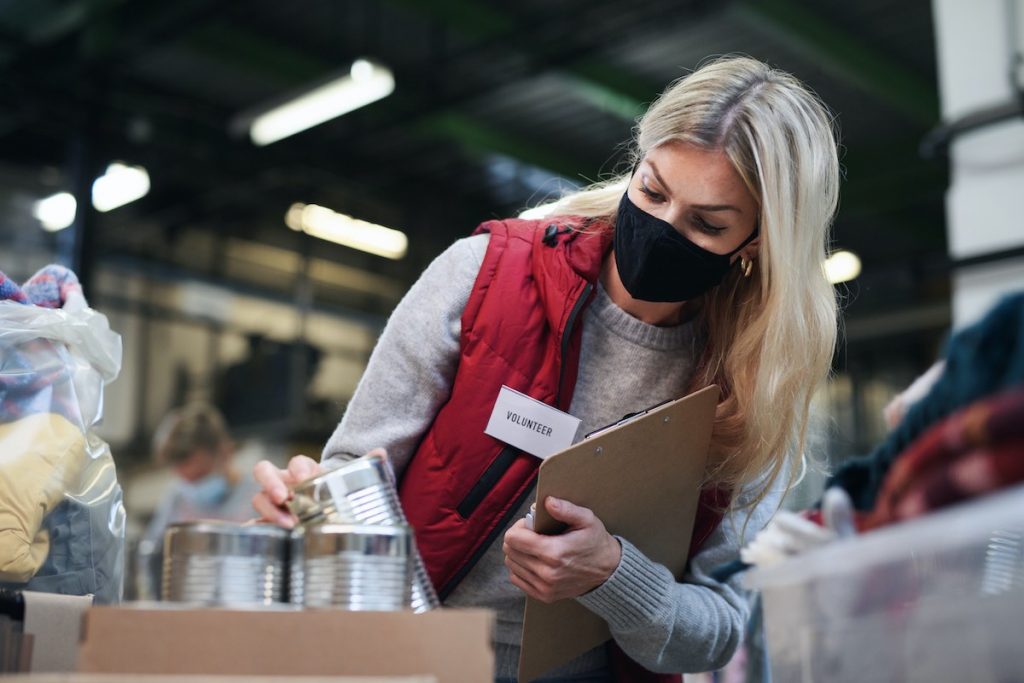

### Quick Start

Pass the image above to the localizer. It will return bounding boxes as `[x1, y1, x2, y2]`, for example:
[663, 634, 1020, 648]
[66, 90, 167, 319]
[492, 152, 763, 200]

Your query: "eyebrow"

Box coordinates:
[646, 160, 744, 214]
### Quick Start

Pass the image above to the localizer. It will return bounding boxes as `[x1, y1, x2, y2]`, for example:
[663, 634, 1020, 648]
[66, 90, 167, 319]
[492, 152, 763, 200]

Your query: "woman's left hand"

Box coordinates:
[502, 496, 622, 603]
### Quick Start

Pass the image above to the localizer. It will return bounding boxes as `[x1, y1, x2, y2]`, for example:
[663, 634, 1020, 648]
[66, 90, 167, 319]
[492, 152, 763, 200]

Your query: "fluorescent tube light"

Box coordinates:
[91, 162, 150, 212]
[825, 249, 862, 284]
[250, 59, 395, 146]
[285, 202, 408, 260]
[33, 192, 77, 232]
[33, 162, 150, 232]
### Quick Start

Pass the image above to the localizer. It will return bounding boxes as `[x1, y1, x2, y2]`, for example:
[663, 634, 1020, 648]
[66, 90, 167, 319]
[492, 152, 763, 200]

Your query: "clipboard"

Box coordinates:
[518, 384, 720, 682]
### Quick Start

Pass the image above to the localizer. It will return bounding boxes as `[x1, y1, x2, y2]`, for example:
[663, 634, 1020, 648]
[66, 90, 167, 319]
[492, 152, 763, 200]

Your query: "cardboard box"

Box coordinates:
[21, 591, 93, 673]
[77, 606, 493, 683]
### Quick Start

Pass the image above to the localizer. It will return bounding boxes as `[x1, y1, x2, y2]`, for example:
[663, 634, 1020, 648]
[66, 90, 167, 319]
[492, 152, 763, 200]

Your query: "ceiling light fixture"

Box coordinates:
[32, 162, 151, 232]
[33, 192, 77, 232]
[91, 162, 150, 212]
[285, 202, 408, 260]
[249, 59, 395, 146]
[824, 249, 862, 284]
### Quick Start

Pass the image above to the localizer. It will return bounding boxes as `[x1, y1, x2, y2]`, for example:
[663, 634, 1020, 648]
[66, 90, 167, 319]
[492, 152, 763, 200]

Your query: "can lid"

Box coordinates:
[288, 454, 392, 523]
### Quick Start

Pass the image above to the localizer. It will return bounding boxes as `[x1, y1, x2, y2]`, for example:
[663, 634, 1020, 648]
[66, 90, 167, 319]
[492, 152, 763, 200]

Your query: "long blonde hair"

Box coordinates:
[530, 56, 840, 510]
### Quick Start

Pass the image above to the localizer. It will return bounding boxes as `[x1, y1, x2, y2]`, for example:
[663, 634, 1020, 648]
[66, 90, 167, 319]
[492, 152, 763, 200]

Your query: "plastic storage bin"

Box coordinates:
[746, 485, 1024, 683]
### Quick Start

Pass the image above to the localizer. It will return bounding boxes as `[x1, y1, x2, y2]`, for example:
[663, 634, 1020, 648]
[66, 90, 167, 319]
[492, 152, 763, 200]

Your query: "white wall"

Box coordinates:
[933, 0, 1024, 327]
[94, 266, 381, 450]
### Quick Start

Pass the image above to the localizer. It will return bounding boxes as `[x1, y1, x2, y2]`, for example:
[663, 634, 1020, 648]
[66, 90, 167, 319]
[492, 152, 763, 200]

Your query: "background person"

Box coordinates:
[137, 402, 260, 599]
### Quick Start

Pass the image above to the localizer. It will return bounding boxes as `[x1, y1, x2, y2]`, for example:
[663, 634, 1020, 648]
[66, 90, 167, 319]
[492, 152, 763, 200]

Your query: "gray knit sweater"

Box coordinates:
[322, 234, 783, 678]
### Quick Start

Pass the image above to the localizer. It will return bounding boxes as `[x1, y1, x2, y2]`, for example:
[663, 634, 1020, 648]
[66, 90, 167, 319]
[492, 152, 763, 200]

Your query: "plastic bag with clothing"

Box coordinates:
[0, 265, 124, 603]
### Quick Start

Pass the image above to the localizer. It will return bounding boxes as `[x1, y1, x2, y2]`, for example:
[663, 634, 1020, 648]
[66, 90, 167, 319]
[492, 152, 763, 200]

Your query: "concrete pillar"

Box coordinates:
[932, 0, 1024, 327]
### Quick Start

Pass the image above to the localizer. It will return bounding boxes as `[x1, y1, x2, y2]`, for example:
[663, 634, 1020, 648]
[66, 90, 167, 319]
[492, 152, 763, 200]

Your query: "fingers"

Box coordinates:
[251, 491, 296, 529]
[253, 460, 291, 506]
[504, 552, 552, 602]
[504, 551, 543, 584]
[287, 454, 321, 484]
[252, 455, 320, 529]
[504, 520, 554, 560]
[502, 538, 545, 571]
[543, 496, 595, 528]
[507, 568, 546, 602]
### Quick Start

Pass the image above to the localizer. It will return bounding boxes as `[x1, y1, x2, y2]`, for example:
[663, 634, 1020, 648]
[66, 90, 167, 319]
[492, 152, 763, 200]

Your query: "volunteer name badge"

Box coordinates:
[484, 385, 582, 460]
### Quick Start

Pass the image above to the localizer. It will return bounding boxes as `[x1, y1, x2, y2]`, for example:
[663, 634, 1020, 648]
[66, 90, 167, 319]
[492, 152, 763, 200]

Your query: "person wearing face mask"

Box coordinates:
[253, 55, 840, 683]
[137, 403, 260, 599]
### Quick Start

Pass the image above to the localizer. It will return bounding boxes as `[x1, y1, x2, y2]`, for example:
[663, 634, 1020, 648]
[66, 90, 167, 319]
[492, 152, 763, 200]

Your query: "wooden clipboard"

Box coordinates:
[518, 385, 720, 682]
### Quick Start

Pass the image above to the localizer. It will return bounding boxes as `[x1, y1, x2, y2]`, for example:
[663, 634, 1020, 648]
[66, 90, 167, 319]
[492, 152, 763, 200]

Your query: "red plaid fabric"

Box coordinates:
[865, 386, 1024, 530]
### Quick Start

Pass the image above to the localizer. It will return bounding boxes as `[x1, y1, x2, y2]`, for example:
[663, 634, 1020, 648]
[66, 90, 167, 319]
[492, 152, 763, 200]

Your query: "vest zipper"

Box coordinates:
[557, 282, 594, 408]
[442, 282, 595, 599]
[456, 445, 519, 519]
[440, 482, 536, 601]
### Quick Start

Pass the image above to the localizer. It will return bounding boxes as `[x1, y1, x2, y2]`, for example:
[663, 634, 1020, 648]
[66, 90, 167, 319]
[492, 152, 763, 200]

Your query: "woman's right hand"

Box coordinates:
[252, 455, 322, 529]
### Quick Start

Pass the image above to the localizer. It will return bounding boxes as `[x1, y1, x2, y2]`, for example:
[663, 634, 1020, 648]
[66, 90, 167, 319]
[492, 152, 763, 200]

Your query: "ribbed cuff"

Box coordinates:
[576, 536, 673, 630]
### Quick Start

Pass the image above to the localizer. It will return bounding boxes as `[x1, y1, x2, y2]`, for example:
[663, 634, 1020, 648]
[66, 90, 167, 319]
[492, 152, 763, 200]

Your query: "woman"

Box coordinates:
[253, 56, 839, 681]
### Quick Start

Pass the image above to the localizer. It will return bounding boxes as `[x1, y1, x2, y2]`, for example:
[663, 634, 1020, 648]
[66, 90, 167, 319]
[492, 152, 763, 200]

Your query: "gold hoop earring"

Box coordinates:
[740, 256, 754, 278]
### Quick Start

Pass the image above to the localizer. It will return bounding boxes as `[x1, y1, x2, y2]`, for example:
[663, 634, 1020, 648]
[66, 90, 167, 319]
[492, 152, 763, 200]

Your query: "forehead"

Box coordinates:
[638, 143, 761, 218]
[643, 141, 751, 199]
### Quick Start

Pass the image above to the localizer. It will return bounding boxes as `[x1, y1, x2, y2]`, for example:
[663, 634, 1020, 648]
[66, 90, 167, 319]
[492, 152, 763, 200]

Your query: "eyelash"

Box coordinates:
[638, 182, 726, 235]
[638, 183, 665, 203]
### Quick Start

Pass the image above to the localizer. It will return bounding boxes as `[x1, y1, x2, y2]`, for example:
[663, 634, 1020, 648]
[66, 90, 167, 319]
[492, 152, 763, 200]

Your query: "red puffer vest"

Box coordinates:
[398, 217, 729, 682]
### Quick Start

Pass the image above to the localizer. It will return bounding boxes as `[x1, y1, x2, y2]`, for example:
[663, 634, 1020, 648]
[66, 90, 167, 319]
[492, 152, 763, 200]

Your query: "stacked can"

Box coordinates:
[288, 453, 440, 612]
[162, 521, 290, 606]
[294, 523, 413, 610]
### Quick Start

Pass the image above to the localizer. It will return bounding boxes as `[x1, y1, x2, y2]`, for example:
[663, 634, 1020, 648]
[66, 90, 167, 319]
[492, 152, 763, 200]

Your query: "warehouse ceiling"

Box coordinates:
[0, 0, 950, 341]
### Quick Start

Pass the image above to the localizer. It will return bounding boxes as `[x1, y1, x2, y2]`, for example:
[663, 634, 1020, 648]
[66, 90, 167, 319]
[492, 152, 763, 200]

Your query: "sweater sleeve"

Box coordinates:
[575, 474, 786, 673]
[320, 234, 490, 481]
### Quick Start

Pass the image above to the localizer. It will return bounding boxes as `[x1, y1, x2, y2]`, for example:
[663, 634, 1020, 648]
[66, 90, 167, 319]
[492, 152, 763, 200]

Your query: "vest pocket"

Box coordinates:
[456, 445, 519, 519]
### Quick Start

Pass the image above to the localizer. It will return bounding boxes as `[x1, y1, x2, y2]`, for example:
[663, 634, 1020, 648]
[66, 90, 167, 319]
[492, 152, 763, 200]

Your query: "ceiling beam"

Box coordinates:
[414, 113, 585, 180]
[731, 0, 939, 127]
[0, 0, 127, 46]
[185, 23, 327, 85]
[133, 14, 599, 182]
[387, 0, 513, 41]
[392, 0, 655, 119]
[0, 0, 237, 72]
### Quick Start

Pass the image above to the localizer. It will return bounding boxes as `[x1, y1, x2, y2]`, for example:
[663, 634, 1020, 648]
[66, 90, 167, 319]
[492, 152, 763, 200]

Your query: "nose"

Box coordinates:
[654, 203, 686, 233]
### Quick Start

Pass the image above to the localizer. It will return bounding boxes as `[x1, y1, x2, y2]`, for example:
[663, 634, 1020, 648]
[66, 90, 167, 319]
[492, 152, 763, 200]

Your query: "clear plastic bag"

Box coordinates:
[0, 298, 125, 603]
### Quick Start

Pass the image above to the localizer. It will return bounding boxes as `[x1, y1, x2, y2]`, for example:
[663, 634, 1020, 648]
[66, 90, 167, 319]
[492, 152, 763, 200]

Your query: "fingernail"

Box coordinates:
[273, 485, 289, 505]
[278, 513, 295, 529]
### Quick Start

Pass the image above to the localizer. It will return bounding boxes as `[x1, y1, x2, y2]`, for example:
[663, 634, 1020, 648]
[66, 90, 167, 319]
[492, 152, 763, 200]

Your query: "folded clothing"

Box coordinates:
[1, 265, 87, 426]
[827, 291, 1024, 510]
[864, 386, 1024, 529]
[0, 413, 86, 582]
[0, 264, 123, 601]
[0, 265, 83, 308]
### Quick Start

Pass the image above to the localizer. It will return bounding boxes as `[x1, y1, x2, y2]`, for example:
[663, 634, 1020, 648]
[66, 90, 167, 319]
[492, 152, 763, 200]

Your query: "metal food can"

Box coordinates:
[162, 520, 290, 607]
[294, 523, 413, 611]
[288, 453, 440, 612]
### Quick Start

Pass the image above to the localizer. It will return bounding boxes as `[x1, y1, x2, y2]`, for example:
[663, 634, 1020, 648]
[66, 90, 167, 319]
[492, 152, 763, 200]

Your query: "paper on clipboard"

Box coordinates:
[517, 385, 720, 683]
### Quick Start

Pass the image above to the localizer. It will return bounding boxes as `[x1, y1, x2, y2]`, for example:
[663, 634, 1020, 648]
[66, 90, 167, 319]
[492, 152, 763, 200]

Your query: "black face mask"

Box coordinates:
[613, 193, 758, 303]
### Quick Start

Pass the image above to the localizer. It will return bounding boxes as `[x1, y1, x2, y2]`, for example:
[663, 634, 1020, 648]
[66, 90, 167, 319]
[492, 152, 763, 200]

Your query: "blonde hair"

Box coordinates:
[154, 403, 233, 466]
[529, 56, 840, 511]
